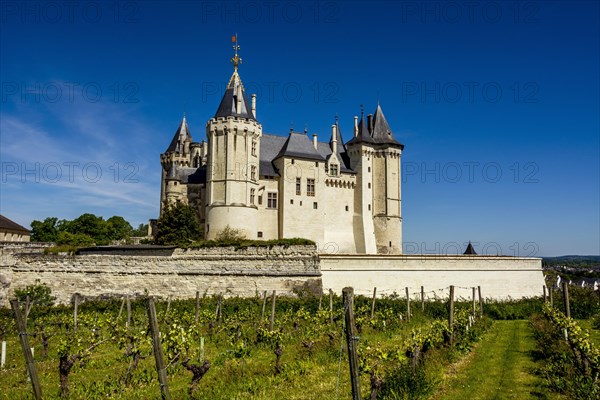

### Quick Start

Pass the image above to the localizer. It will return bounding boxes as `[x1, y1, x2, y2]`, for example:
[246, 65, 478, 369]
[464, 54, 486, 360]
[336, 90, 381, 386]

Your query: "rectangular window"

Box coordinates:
[290, 199, 294, 204]
[296, 177, 301, 195]
[307, 178, 315, 197]
[330, 164, 338, 176]
[267, 192, 278, 209]
[258, 231, 263, 238]
[251, 165, 257, 181]
[258, 195, 263, 205]
[313, 202, 318, 209]
[250, 188, 255, 205]
[251, 140, 257, 156]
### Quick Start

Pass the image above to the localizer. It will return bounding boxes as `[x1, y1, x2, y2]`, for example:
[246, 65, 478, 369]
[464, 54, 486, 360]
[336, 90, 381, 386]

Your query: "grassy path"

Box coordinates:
[435, 320, 565, 400]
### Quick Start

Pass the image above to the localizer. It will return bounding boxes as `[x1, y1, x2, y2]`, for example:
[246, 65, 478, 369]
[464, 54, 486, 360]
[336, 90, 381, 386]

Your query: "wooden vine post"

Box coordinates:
[269, 290, 276, 331]
[448, 285, 455, 344]
[146, 298, 171, 400]
[405, 287, 411, 322]
[421, 286, 425, 312]
[261, 290, 267, 320]
[195, 290, 200, 323]
[73, 293, 79, 332]
[342, 287, 361, 400]
[370, 287, 377, 319]
[477, 286, 483, 317]
[126, 295, 131, 329]
[329, 289, 334, 325]
[472, 287, 476, 316]
[10, 300, 42, 400]
[549, 286, 554, 307]
[562, 282, 571, 318]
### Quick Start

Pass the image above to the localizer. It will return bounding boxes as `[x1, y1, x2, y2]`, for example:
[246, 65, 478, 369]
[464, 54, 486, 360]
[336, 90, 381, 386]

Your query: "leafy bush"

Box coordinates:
[55, 231, 95, 246]
[14, 283, 56, 306]
[185, 237, 315, 250]
[530, 306, 600, 399]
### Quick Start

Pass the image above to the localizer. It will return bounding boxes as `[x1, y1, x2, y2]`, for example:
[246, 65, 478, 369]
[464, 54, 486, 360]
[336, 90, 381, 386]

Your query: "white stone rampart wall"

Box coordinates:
[0, 245, 320, 306]
[320, 254, 545, 300]
[0, 243, 546, 306]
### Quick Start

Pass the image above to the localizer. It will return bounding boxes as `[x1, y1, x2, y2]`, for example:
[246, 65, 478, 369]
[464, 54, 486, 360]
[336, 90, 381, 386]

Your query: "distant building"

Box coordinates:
[159, 43, 403, 254]
[0, 215, 30, 242]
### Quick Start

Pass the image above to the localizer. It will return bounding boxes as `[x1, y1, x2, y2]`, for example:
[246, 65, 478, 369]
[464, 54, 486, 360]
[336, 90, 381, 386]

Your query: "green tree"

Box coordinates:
[155, 203, 201, 246]
[55, 231, 95, 247]
[132, 223, 149, 237]
[106, 216, 133, 241]
[67, 213, 109, 244]
[30, 217, 59, 242]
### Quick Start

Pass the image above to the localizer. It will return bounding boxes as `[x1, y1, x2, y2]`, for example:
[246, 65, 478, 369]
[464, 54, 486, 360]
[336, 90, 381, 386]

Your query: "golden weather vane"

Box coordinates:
[231, 33, 242, 71]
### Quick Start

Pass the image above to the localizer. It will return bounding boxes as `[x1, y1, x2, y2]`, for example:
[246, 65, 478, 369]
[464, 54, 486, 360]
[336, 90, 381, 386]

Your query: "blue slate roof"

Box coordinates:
[214, 71, 256, 121]
[275, 132, 327, 161]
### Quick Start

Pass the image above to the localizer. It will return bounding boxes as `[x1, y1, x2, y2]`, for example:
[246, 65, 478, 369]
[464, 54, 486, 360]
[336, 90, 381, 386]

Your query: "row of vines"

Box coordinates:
[1, 287, 491, 399]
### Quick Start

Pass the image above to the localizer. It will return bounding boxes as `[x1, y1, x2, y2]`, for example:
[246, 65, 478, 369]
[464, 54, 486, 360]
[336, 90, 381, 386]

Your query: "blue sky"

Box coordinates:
[0, 1, 598, 256]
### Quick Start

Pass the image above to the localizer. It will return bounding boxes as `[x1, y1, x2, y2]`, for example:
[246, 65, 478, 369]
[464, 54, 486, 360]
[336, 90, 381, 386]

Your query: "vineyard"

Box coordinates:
[1, 284, 599, 399]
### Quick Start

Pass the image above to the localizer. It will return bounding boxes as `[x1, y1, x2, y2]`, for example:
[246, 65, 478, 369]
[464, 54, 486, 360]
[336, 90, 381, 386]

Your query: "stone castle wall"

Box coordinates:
[0, 244, 321, 305]
[0, 243, 546, 306]
[320, 254, 545, 300]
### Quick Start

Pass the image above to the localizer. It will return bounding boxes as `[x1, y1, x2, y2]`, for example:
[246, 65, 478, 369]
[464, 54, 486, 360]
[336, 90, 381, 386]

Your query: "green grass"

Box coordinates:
[578, 319, 600, 347]
[434, 321, 565, 400]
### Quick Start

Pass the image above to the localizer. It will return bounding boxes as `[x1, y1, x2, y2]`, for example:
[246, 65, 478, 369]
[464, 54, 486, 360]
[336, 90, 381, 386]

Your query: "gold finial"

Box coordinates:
[231, 33, 242, 71]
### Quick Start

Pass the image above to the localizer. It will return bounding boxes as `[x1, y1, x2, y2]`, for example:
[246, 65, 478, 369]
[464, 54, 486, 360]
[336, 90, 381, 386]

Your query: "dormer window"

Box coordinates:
[329, 164, 338, 176]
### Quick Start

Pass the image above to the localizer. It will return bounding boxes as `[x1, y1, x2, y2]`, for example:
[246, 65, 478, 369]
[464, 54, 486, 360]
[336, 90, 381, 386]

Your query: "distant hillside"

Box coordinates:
[543, 255, 600, 267]
[542, 255, 600, 280]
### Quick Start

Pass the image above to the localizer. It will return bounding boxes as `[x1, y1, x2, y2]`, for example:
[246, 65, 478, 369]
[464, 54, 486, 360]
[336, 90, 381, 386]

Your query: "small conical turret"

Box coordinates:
[464, 241, 477, 255]
[347, 109, 375, 145]
[166, 115, 192, 154]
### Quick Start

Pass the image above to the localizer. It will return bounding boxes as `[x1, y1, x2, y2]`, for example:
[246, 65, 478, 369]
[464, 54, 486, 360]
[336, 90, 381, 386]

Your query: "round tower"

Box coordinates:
[205, 41, 262, 239]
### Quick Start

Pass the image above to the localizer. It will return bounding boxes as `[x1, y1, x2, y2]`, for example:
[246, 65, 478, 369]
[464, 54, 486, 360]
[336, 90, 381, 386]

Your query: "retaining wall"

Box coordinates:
[320, 254, 545, 300]
[0, 245, 321, 305]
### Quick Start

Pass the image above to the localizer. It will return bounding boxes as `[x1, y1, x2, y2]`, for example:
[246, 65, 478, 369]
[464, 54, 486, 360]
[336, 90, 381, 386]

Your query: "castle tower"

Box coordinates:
[370, 103, 403, 254]
[205, 38, 262, 239]
[346, 111, 377, 253]
[160, 115, 192, 215]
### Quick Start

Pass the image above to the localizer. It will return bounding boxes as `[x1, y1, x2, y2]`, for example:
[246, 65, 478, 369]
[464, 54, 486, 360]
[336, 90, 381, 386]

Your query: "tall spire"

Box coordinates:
[231, 33, 241, 72]
[214, 34, 256, 121]
[165, 114, 191, 153]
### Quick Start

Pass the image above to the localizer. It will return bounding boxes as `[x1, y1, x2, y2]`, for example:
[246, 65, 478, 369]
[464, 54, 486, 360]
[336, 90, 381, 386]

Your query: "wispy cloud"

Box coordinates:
[0, 101, 160, 226]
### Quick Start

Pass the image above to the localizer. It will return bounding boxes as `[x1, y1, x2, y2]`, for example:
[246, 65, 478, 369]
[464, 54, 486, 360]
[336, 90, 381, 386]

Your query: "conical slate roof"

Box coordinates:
[166, 115, 191, 153]
[463, 241, 477, 255]
[347, 113, 375, 145]
[372, 103, 401, 146]
[166, 163, 179, 181]
[214, 70, 256, 120]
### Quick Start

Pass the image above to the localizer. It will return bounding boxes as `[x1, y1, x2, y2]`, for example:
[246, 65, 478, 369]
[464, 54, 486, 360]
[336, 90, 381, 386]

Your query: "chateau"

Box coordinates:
[159, 47, 404, 254]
